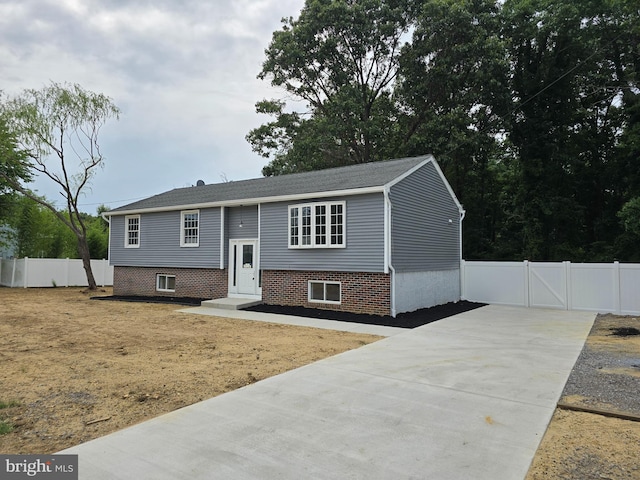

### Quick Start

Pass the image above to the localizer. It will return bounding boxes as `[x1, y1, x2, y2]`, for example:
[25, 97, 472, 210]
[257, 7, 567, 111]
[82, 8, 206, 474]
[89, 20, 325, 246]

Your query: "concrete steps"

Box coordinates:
[200, 297, 262, 311]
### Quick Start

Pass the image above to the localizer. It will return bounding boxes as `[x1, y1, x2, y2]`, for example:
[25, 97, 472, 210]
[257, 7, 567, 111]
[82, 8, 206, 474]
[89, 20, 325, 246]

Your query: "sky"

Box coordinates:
[0, 0, 306, 213]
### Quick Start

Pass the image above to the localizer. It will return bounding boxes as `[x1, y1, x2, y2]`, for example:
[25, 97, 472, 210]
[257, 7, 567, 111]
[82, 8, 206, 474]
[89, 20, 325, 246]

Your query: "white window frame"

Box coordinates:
[124, 215, 140, 248]
[180, 210, 200, 247]
[308, 280, 342, 304]
[288, 201, 345, 249]
[156, 274, 176, 292]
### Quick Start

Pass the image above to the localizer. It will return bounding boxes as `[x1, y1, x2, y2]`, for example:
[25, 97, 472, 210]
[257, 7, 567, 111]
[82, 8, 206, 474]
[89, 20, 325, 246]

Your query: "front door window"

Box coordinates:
[229, 240, 257, 296]
[242, 244, 253, 268]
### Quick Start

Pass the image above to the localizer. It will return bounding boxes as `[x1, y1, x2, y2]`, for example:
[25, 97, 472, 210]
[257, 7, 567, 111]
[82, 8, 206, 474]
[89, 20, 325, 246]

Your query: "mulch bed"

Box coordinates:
[92, 295, 485, 329]
[245, 301, 486, 329]
[92, 295, 206, 306]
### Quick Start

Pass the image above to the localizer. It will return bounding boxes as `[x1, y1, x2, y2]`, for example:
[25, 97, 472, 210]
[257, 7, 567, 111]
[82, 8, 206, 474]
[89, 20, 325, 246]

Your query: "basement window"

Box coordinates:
[156, 274, 176, 292]
[308, 281, 341, 304]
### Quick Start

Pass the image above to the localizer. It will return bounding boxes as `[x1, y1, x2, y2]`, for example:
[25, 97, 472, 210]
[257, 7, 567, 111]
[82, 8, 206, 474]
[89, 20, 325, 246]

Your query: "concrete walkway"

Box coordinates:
[180, 305, 406, 337]
[59, 305, 595, 479]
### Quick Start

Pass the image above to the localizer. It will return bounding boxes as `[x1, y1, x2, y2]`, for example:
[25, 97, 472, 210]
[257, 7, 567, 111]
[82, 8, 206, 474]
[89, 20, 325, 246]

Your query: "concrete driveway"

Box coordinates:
[59, 305, 595, 479]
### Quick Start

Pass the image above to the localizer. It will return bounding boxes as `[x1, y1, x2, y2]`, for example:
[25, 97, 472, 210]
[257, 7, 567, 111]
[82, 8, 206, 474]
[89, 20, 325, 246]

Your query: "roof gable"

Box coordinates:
[108, 155, 442, 215]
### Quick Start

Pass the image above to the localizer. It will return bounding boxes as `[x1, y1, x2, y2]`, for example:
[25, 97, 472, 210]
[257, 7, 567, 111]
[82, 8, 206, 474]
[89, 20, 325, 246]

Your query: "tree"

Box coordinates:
[0, 115, 31, 212]
[251, 0, 640, 261]
[502, 0, 640, 261]
[248, 0, 415, 175]
[0, 114, 31, 252]
[396, 0, 510, 259]
[0, 82, 119, 289]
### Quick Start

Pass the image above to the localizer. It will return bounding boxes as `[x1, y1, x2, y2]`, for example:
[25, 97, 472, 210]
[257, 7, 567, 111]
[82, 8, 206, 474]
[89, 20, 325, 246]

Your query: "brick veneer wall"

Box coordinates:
[114, 266, 227, 299]
[262, 270, 391, 316]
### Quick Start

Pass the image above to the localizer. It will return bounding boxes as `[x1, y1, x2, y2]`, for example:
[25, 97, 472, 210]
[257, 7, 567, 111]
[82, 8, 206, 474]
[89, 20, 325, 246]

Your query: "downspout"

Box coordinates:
[257, 203, 262, 295]
[384, 187, 396, 317]
[459, 208, 466, 301]
[101, 212, 111, 264]
[220, 207, 225, 269]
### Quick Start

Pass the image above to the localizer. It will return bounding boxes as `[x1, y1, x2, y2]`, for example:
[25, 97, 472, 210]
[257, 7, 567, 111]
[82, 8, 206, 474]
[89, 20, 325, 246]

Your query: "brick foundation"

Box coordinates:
[262, 270, 391, 316]
[113, 266, 227, 299]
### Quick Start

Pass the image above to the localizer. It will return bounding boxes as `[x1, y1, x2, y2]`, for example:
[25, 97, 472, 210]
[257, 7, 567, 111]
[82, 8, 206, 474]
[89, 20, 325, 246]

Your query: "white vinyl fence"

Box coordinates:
[0, 257, 113, 288]
[461, 260, 640, 315]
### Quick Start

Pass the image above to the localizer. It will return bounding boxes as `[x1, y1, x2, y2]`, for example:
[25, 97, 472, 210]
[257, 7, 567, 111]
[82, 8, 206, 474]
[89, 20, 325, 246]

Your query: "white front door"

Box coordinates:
[229, 240, 258, 296]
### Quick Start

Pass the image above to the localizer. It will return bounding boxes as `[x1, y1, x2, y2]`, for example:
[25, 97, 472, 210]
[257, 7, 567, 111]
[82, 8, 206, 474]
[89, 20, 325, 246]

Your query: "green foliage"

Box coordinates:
[0, 400, 19, 436]
[618, 198, 640, 236]
[0, 113, 31, 232]
[397, 0, 510, 260]
[0, 420, 13, 435]
[252, 0, 640, 261]
[4, 194, 108, 259]
[1, 82, 119, 287]
[87, 222, 108, 259]
[249, 0, 415, 174]
[501, 0, 640, 261]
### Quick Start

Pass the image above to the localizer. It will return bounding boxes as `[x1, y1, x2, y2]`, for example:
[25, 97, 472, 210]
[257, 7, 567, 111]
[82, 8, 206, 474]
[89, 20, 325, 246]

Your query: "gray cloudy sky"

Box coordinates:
[0, 0, 305, 213]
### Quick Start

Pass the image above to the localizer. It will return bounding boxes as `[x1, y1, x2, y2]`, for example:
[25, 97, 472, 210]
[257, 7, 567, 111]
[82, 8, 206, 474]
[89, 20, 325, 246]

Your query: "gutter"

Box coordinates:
[104, 185, 387, 217]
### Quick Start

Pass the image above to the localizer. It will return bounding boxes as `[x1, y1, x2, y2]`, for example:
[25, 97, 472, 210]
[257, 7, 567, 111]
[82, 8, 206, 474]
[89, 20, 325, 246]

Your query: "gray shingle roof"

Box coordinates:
[108, 155, 432, 214]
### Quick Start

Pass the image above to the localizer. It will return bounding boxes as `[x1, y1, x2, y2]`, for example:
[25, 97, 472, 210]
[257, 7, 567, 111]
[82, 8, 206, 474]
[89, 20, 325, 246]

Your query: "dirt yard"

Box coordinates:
[1, 288, 639, 479]
[526, 313, 640, 480]
[0, 287, 381, 454]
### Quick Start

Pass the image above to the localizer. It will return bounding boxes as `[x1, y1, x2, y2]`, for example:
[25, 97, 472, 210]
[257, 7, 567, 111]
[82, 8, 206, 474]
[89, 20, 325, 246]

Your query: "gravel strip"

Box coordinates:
[561, 314, 640, 416]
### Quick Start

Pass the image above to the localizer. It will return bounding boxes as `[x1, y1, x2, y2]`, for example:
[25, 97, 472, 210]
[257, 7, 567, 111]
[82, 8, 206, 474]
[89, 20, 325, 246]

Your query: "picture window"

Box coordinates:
[289, 202, 345, 248]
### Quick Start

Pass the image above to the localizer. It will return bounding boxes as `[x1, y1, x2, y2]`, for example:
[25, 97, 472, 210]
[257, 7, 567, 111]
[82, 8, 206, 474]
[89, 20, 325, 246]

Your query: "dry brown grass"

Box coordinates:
[0, 287, 381, 454]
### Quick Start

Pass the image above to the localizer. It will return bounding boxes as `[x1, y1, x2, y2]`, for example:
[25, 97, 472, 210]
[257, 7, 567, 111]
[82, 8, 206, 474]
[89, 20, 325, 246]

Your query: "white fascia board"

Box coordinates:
[105, 186, 386, 216]
[430, 158, 465, 215]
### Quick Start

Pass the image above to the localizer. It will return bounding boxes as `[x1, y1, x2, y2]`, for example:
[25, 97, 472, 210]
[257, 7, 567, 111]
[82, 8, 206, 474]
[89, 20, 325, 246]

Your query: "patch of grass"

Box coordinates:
[0, 400, 20, 409]
[0, 420, 13, 435]
[0, 400, 20, 435]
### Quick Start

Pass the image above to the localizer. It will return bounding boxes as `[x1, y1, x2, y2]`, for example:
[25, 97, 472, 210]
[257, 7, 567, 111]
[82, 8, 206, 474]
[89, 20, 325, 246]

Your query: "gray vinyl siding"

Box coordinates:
[109, 208, 220, 268]
[222, 205, 259, 268]
[260, 193, 385, 273]
[390, 162, 460, 272]
[227, 205, 258, 239]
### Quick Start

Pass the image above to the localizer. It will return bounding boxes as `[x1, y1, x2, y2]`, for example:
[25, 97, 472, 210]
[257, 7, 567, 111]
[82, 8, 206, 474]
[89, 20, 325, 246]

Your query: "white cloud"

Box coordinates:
[0, 0, 305, 212]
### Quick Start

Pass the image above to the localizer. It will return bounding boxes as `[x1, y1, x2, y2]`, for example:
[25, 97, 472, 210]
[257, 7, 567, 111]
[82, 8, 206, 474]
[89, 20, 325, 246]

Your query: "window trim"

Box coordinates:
[308, 280, 342, 304]
[288, 201, 345, 249]
[180, 209, 200, 247]
[156, 274, 176, 292]
[124, 215, 140, 248]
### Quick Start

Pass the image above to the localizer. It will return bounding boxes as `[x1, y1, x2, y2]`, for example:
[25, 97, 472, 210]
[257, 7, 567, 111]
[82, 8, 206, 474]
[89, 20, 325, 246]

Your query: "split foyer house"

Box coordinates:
[104, 155, 464, 317]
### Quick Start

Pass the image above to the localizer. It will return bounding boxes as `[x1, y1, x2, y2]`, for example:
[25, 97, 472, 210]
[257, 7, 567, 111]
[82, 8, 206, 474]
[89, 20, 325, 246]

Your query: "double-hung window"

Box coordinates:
[289, 201, 345, 248]
[181, 210, 200, 247]
[125, 215, 140, 248]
